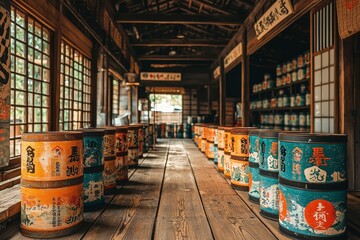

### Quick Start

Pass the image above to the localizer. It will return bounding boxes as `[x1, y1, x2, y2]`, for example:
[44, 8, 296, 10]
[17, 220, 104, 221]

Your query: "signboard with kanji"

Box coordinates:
[254, 0, 294, 40]
[224, 42, 242, 69]
[213, 66, 220, 79]
[140, 72, 181, 81]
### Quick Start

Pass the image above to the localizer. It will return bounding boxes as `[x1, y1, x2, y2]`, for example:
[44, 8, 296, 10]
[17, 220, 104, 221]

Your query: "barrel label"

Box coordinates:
[230, 159, 249, 186]
[260, 176, 279, 214]
[128, 148, 138, 166]
[217, 149, 224, 171]
[208, 142, 214, 159]
[224, 132, 230, 152]
[84, 136, 103, 167]
[279, 185, 346, 237]
[249, 166, 260, 199]
[224, 154, 231, 177]
[104, 160, 116, 190]
[22, 140, 83, 181]
[213, 145, 218, 163]
[279, 142, 346, 183]
[21, 184, 83, 230]
[214, 129, 218, 145]
[104, 133, 115, 157]
[260, 138, 278, 172]
[231, 134, 250, 157]
[115, 155, 128, 181]
[249, 136, 260, 163]
[84, 172, 104, 205]
[127, 130, 138, 148]
[218, 130, 225, 149]
[201, 139, 206, 152]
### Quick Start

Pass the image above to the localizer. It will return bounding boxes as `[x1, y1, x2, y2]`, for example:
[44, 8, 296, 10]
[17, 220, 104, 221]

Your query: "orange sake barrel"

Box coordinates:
[103, 127, 117, 194]
[103, 127, 116, 158]
[217, 127, 226, 172]
[138, 124, 145, 158]
[230, 127, 257, 191]
[115, 126, 128, 183]
[223, 127, 232, 179]
[127, 125, 139, 168]
[21, 132, 83, 238]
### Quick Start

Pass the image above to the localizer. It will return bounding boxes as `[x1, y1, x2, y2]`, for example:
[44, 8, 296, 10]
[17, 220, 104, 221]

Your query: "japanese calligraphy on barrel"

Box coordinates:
[127, 125, 138, 168]
[115, 126, 128, 157]
[217, 127, 226, 172]
[20, 131, 83, 238]
[104, 156, 117, 194]
[115, 155, 128, 183]
[278, 133, 347, 239]
[223, 127, 232, 179]
[103, 127, 116, 158]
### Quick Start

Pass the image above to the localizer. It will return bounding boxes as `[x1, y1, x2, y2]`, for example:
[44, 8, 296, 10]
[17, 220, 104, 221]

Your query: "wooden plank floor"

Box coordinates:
[1, 139, 360, 240]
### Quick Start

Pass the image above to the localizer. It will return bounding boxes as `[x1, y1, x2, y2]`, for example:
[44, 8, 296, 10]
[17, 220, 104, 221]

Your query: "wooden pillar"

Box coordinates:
[241, 29, 249, 127]
[91, 44, 99, 127]
[0, 0, 10, 167]
[207, 85, 211, 114]
[219, 59, 226, 126]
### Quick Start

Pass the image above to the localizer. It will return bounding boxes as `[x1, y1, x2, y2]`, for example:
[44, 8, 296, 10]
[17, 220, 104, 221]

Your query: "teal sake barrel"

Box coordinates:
[248, 130, 263, 204]
[259, 130, 281, 220]
[259, 173, 279, 219]
[213, 144, 218, 164]
[278, 133, 347, 239]
[81, 129, 105, 211]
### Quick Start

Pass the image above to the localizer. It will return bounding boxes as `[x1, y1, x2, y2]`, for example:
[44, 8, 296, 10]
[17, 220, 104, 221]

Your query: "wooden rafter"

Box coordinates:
[130, 39, 227, 47]
[138, 55, 217, 61]
[191, 0, 235, 15]
[116, 13, 242, 25]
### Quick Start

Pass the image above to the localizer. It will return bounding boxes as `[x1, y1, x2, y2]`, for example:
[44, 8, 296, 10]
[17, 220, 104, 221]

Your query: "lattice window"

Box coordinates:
[10, 6, 51, 157]
[313, 1, 336, 133]
[59, 41, 91, 130]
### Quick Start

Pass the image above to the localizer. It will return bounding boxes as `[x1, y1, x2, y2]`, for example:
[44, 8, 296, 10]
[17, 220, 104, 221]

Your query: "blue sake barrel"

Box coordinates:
[259, 130, 281, 220]
[248, 129, 263, 204]
[278, 133, 347, 239]
[82, 129, 105, 211]
[177, 124, 184, 138]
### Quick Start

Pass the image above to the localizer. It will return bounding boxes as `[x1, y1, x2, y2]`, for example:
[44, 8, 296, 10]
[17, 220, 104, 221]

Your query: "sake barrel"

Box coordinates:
[148, 124, 154, 149]
[213, 127, 219, 165]
[115, 126, 128, 156]
[177, 123, 184, 138]
[21, 132, 84, 238]
[142, 124, 149, 153]
[103, 156, 117, 194]
[160, 123, 166, 138]
[115, 154, 128, 183]
[248, 129, 266, 204]
[278, 133, 347, 239]
[217, 127, 226, 172]
[223, 127, 232, 179]
[258, 130, 281, 219]
[166, 123, 174, 138]
[230, 127, 257, 191]
[137, 124, 144, 158]
[127, 125, 138, 168]
[82, 129, 105, 211]
[103, 127, 116, 158]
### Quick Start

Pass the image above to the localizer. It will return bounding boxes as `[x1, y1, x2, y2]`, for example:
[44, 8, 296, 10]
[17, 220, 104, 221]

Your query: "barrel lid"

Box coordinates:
[81, 128, 105, 136]
[248, 129, 268, 136]
[219, 126, 233, 132]
[115, 126, 128, 132]
[279, 133, 347, 143]
[230, 127, 258, 134]
[22, 131, 83, 141]
[104, 126, 116, 134]
[194, 123, 203, 126]
[259, 130, 282, 138]
[208, 125, 218, 129]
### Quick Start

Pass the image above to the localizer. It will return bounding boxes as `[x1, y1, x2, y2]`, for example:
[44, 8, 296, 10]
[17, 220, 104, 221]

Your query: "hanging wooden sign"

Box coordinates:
[213, 66, 220, 79]
[224, 42, 242, 69]
[140, 72, 181, 81]
[0, 1, 10, 167]
[254, 0, 294, 40]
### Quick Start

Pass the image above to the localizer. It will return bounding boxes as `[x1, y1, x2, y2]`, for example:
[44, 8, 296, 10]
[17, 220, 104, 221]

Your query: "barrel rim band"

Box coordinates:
[259, 169, 279, 178]
[278, 133, 347, 142]
[230, 156, 249, 161]
[230, 127, 258, 134]
[249, 129, 269, 136]
[21, 176, 83, 189]
[20, 220, 84, 238]
[249, 162, 259, 168]
[21, 131, 83, 141]
[116, 152, 128, 157]
[279, 224, 347, 240]
[248, 195, 260, 204]
[279, 177, 348, 190]
[259, 210, 278, 221]
[84, 165, 104, 174]
[218, 147, 224, 150]
[231, 183, 249, 191]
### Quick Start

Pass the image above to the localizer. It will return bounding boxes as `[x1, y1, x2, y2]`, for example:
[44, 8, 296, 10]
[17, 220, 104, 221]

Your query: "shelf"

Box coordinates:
[250, 105, 310, 112]
[251, 78, 310, 96]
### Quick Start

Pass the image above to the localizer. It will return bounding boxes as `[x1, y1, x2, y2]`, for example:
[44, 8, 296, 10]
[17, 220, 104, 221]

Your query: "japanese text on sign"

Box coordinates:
[254, 0, 294, 40]
[224, 42, 242, 69]
[140, 72, 181, 81]
[213, 66, 220, 79]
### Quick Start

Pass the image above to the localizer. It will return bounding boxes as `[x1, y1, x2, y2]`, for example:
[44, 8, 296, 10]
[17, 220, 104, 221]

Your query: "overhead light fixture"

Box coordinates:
[176, 28, 185, 39]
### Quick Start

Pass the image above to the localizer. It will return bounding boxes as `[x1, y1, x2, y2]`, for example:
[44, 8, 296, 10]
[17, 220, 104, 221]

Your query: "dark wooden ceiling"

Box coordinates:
[113, 0, 257, 70]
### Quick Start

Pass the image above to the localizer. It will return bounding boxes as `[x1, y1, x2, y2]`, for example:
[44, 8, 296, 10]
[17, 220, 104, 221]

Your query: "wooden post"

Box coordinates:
[219, 59, 226, 126]
[207, 85, 211, 114]
[241, 29, 249, 127]
[0, 0, 10, 167]
[91, 44, 99, 127]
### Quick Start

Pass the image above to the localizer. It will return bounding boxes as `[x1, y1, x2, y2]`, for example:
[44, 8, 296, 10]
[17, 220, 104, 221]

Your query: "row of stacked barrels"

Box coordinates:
[20, 123, 156, 238]
[156, 123, 192, 138]
[193, 124, 347, 239]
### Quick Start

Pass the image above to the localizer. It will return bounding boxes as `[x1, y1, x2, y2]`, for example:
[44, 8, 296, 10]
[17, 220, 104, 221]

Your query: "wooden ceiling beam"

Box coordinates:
[192, 0, 234, 15]
[138, 55, 216, 61]
[130, 39, 227, 47]
[116, 13, 242, 25]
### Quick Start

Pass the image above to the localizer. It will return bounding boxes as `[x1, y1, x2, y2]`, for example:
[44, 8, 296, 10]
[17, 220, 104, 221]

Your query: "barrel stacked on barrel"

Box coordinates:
[192, 124, 348, 239]
[19, 124, 156, 238]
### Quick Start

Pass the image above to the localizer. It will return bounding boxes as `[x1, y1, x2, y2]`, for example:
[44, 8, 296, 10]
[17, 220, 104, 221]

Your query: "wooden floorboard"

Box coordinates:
[154, 141, 213, 240]
[185, 143, 278, 240]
